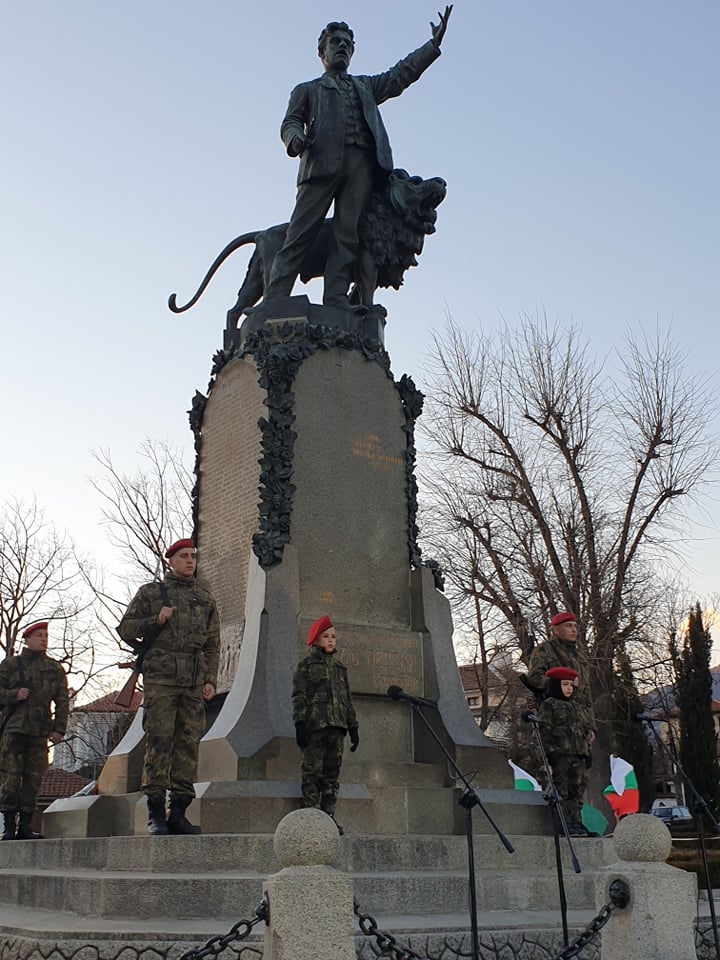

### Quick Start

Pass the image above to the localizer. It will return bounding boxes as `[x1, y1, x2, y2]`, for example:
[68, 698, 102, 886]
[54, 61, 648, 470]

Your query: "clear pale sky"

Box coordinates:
[2, 2, 719, 601]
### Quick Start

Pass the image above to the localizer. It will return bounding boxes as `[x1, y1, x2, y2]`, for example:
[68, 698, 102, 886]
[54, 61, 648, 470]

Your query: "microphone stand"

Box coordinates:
[389, 695, 514, 960]
[639, 716, 720, 958]
[524, 713, 582, 948]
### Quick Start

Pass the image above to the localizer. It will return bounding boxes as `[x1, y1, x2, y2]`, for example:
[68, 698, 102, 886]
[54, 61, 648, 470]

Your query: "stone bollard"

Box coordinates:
[264, 808, 356, 960]
[599, 812, 697, 960]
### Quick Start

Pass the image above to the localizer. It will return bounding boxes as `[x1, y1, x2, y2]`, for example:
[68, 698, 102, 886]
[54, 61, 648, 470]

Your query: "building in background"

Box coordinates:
[52, 691, 141, 780]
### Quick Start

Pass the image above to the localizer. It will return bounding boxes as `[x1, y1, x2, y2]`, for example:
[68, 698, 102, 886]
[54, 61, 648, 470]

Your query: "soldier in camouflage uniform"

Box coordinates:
[525, 611, 595, 736]
[0, 621, 69, 841]
[292, 615, 359, 834]
[538, 666, 592, 835]
[118, 539, 219, 836]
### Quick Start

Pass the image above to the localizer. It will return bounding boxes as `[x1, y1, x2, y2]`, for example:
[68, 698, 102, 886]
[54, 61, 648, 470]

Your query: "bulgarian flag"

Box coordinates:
[603, 755, 640, 818]
[508, 759, 541, 792]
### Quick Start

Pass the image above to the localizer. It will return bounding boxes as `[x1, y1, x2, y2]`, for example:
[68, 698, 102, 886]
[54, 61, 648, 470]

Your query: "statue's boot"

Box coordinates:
[167, 795, 201, 835]
[1, 811, 18, 841]
[15, 812, 42, 840]
[146, 794, 169, 836]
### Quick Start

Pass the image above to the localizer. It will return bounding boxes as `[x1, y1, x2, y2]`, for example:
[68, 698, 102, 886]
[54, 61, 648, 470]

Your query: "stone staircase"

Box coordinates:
[0, 832, 610, 959]
[44, 752, 553, 839]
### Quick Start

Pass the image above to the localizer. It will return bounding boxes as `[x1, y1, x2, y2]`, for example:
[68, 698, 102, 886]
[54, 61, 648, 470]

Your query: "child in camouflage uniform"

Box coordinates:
[292, 615, 359, 834]
[538, 666, 592, 836]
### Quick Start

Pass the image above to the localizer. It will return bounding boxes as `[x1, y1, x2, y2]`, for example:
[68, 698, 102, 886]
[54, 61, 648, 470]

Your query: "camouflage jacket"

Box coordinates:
[117, 572, 219, 688]
[538, 695, 591, 758]
[0, 649, 69, 738]
[292, 647, 358, 733]
[525, 636, 595, 730]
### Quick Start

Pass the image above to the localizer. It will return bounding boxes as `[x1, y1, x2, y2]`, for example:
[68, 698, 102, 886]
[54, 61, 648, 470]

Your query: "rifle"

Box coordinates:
[114, 563, 167, 709]
[114, 660, 143, 709]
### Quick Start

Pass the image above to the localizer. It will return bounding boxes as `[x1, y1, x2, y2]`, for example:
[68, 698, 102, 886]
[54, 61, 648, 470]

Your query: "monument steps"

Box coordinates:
[0, 867, 599, 922]
[0, 833, 609, 924]
[0, 832, 609, 874]
[46, 774, 551, 838]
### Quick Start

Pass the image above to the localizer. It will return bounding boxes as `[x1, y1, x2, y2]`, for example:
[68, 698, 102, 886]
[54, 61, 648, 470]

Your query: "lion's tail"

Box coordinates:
[168, 232, 258, 313]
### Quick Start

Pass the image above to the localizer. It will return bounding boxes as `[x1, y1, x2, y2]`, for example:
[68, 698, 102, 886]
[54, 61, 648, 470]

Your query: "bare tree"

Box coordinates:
[419, 315, 719, 804]
[81, 438, 194, 685]
[89, 438, 193, 580]
[0, 497, 103, 697]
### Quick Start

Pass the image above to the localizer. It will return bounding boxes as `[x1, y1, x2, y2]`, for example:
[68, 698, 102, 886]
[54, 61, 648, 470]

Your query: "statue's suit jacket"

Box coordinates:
[280, 40, 441, 185]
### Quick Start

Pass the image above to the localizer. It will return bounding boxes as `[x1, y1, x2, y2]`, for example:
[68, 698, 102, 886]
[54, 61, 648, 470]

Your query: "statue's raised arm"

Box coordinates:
[430, 5, 453, 48]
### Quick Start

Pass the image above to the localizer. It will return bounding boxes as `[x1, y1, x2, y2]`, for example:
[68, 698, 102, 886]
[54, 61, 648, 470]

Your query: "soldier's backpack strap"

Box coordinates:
[0, 656, 26, 737]
[159, 581, 170, 608]
[133, 580, 172, 673]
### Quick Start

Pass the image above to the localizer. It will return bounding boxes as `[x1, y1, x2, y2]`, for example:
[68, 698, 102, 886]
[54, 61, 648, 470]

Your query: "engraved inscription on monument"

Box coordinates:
[337, 626, 423, 697]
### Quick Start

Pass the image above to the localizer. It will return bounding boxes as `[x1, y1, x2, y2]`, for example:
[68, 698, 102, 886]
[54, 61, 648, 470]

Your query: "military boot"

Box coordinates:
[167, 795, 201, 835]
[326, 812, 344, 836]
[567, 821, 589, 837]
[1, 812, 18, 841]
[15, 812, 42, 840]
[146, 794, 169, 836]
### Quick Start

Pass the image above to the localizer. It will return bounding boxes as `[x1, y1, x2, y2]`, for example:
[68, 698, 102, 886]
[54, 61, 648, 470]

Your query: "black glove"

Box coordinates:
[295, 721, 310, 750]
[349, 727, 360, 752]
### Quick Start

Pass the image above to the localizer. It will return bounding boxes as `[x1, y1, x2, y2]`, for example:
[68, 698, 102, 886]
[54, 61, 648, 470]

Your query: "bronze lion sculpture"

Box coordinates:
[168, 168, 446, 329]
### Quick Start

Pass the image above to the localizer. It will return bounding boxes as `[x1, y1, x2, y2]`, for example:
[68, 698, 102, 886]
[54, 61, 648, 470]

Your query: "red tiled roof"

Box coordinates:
[73, 691, 142, 713]
[665, 699, 720, 718]
[39, 767, 91, 798]
[458, 663, 509, 693]
[458, 664, 482, 691]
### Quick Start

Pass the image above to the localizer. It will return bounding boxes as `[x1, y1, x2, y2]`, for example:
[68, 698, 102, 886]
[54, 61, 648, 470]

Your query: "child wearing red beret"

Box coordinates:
[291, 615, 359, 834]
[538, 666, 592, 836]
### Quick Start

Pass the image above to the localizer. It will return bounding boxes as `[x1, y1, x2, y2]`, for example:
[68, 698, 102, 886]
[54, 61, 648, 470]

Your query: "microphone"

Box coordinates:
[633, 713, 657, 723]
[386, 686, 436, 709]
[521, 711, 541, 724]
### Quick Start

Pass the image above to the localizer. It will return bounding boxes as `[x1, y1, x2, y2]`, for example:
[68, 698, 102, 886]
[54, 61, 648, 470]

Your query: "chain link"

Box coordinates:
[354, 900, 422, 959]
[553, 879, 631, 960]
[178, 895, 269, 960]
[177, 880, 627, 960]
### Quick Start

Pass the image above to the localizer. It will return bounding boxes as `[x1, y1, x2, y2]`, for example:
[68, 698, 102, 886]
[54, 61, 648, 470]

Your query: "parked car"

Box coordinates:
[651, 805, 693, 826]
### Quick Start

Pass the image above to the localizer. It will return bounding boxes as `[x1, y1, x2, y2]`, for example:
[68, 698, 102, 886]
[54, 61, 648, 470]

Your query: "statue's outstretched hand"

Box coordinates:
[430, 4, 453, 48]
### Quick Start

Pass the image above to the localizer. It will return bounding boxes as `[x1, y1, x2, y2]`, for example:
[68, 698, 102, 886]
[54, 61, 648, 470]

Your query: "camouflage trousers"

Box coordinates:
[141, 683, 205, 798]
[0, 733, 48, 813]
[548, 753, 589, 823]
[300, 726, 346, 814]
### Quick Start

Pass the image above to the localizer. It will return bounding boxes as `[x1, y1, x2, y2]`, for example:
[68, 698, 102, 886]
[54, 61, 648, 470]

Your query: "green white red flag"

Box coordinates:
[508, 759, 541, 791]
[603, 754, 640, 818]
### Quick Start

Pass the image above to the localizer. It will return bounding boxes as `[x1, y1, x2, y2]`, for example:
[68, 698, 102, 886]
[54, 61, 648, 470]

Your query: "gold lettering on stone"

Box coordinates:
[351, 433, 404, 472]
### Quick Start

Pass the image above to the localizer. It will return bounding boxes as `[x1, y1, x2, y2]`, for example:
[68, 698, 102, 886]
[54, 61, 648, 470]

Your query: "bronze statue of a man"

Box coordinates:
[262, 6, 452, 311]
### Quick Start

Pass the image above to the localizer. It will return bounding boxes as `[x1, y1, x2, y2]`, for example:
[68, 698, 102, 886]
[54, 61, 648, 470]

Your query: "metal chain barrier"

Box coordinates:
[553, 879, 631, 959]
[354, 900, 422, 959]
[178, 895, 269, 960]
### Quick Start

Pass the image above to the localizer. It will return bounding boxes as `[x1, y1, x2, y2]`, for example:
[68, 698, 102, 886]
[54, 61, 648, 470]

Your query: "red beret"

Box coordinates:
[307, 615, 333, 646]
[165, 539, 195, 559]
[22, 621, 48, 639]
[546, 667, 578, 681]
[550, 612, 576, 627]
